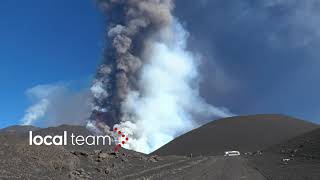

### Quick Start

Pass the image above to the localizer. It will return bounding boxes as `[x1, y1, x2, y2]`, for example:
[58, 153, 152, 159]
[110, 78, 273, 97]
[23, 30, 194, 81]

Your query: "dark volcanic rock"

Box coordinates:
[153, 114, 319, 156]
[248, 128, 320, 180]
[0, 125, 181, 180]
[0, 115, 319, 179]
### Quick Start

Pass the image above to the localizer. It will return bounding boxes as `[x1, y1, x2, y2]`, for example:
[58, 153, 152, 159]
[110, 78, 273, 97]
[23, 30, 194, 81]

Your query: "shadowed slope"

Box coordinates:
[249, 128, 320, 179]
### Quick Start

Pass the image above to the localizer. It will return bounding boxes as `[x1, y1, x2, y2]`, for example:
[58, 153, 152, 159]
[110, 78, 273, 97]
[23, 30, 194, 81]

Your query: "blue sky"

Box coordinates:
[0, 0, 319, 128]
[0, 0, 105, 127]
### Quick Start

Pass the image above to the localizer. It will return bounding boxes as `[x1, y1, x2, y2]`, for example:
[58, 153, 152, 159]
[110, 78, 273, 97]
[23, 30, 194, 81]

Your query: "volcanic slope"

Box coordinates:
[0, 125, 40, 134]
[0, 124, 268, 180]
[153, 114, 319, 156]
[0, 125, 160, 179]
[0, 115, 318, 180]
[0, 125, 266, 180]
[248, 128, 320, 180]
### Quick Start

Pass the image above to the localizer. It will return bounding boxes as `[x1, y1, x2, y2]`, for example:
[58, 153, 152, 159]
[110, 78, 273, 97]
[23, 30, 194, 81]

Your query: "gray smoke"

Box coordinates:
[90, 0, 174, 127]
[89, 0, 233, 153]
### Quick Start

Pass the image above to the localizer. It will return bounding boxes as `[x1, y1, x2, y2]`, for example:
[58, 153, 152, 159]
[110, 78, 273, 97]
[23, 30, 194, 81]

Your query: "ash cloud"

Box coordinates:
[89, 0, 233, 153]
[90, 0, 175, 127]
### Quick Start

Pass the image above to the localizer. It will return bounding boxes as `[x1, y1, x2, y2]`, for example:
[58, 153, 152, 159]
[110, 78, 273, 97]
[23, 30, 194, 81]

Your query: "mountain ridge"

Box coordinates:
[152, 114, 319, 156]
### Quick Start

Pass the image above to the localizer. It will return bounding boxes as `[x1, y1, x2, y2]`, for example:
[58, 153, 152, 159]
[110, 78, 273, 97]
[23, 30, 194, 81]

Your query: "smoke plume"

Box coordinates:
[90, 0, 233, 153]
[21, 84, 91, 127]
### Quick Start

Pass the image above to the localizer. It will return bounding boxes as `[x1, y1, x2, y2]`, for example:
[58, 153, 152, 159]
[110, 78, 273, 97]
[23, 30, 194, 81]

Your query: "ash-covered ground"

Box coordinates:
[248, 128, 320, 180]
[0, 114, 319, 180]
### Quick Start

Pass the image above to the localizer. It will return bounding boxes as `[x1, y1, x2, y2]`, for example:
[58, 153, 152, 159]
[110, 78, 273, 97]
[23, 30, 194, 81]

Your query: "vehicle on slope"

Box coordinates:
[224, 151, 241, 156]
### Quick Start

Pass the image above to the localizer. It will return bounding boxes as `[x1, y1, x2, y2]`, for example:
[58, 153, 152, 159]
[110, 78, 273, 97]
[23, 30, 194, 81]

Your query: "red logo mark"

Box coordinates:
[113, 127, 129, 152]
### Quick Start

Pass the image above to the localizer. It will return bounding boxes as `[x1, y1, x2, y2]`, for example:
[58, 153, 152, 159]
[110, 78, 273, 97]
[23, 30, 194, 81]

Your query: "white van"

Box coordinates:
[224, 151, 241, 156]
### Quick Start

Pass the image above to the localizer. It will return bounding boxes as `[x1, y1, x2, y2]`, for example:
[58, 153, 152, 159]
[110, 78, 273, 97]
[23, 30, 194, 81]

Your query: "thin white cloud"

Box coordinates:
[21, 99, 49, 125]
[21, 83, 91, 127]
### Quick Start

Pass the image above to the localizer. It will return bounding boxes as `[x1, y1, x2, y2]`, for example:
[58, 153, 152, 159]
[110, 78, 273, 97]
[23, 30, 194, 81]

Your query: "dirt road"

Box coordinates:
[121, 156, 266, 180]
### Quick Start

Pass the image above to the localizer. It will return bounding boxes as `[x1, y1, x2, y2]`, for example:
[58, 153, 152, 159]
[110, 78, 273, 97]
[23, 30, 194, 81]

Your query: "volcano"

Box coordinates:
[153, 114, 319, 156]
[0, 114, 319, 179]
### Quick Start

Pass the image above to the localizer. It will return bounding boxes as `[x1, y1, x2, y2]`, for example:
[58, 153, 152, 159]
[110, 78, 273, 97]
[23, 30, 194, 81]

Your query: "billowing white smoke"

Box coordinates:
[114, 21, 233, 153]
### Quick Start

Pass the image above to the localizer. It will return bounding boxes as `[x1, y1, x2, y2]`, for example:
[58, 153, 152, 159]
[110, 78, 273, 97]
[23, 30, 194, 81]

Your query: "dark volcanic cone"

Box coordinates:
[153, 114, 319, 156]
